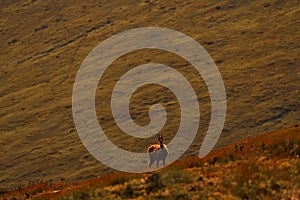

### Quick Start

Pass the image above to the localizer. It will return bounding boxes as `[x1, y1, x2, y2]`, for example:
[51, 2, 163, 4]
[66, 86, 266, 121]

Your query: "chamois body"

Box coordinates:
[147, 134, 168, 168]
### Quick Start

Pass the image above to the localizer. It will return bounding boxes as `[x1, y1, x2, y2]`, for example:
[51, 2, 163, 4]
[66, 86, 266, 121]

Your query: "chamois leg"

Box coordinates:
[156, 160, 159, 168]
[163, 159, 166, 166]
[149, 159, 155, 168]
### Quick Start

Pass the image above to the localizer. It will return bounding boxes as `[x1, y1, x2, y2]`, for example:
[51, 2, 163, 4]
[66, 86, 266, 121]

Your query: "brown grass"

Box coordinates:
[0, 0, 299, 190]
[1, 125, 299, 199]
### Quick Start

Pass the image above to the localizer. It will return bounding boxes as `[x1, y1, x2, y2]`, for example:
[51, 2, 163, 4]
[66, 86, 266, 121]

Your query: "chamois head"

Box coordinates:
[157, 134, 164, 145]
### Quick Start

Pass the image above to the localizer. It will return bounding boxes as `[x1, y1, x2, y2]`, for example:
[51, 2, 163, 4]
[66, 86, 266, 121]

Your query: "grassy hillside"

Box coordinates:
[0, 0, 299, 189]
[1, 125, 299, 199]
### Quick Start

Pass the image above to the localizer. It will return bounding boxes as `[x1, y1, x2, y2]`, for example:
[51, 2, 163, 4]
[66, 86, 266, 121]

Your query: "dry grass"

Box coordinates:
[0, 0, 299, 190]
[1, 125, 299, 199]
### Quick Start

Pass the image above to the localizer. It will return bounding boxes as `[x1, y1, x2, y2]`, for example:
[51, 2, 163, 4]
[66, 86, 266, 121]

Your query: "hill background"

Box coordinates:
[0, 0, 299, 189]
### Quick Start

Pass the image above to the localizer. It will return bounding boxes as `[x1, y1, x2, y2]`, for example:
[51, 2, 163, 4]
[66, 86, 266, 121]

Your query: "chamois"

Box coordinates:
[147, 134, 168, 168]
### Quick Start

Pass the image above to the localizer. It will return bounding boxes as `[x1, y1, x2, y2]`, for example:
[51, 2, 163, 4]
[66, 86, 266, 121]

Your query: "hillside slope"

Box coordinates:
[1, 125, 299, 199]
[0, 0, 299, 189]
